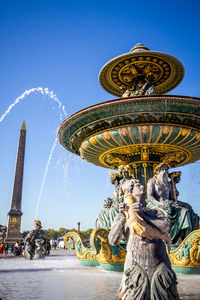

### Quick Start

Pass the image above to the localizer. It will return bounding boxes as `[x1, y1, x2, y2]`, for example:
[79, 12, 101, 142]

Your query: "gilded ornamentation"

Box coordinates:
[131, 163, 138, 179]
[64, 229, 126, 265]
[102, 131, 112, 139]
[141, 146, 149, 161]
[118, 61, 163, 85]
[64, 230, 100, 262]
[97, 229, 126, 264]
[195, 132, 200, 140]
[99, 143, 191, 169]
[106, 153, 130, 167]
[65, 229, 200, 269]
[162, 151, 186, 167]
[82, 141, 88, 149]
[162, 126, 171, 134]
[59, 96, 200, 170]
[181, 128, 190, 136]
[89, 136, 97, 144]
[118, 164, 133, 177]
[118, 127, 128, 136]
[99, 44, 184, 97]
[141, 126, 149, 134]
[169, 230, 200, 268]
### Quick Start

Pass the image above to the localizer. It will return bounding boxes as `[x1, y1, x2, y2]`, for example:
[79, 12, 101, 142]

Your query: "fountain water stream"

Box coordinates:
[35, 137, 58, 219]
[0, 87, 68, 219]
[0, 87, 67, 122]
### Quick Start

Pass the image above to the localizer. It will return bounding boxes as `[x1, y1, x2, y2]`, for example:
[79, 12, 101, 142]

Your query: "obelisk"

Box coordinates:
[5, 121, 26, 244]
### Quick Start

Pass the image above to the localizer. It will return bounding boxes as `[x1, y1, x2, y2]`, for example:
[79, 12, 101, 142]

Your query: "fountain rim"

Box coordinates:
[58, 94, 200, 131]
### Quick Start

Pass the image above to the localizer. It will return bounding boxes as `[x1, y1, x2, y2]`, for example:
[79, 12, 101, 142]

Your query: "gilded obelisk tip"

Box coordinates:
[21, 120, 26, 131]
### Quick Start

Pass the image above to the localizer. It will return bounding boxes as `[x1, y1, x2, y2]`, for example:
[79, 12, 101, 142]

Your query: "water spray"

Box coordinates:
[0, 87, 67, 123]
[34, 137, 58, 219]
[0, 87, 68, 219]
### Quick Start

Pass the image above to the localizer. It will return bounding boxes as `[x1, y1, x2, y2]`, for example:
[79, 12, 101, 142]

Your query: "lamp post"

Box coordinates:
[77, 222, 80, 233]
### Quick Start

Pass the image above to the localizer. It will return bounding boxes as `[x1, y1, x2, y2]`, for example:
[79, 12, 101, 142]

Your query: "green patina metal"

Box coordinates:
[64, 228, 200, 274]
[99, 263, 124, 272]
[64, 228, 126, 270]
[172, 266, 200, 274]
[80, 260, 99, 267]
[58, 95, 200, 185]
[59, 96, 200, 157]
[169, 229, 200, 273]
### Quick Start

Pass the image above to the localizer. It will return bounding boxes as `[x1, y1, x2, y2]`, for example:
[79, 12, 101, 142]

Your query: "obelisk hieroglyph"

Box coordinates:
[5, 121, 26, 244]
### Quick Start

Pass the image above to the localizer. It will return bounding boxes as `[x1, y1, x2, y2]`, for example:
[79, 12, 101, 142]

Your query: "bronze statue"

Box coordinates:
[169, 171, 192, 209]
[147, 163, 199, 244]
[123, 193, 171, 251]
[0, 225, 7, 242]
[109, 181, 179, 300]
[97, 165, 139, 231]
[97, 198, 113, 230]
[121, 75, 156, 98]
[110, 172, 122, 200]
[24, 219, 47, 260]
[118, 165, 136, 196]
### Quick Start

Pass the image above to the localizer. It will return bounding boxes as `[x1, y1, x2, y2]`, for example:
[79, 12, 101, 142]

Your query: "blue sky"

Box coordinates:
[0, 0, 200, 231]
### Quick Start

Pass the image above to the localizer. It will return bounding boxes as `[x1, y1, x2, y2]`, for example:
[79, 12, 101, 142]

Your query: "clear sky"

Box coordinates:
[0, 0, 199, 231]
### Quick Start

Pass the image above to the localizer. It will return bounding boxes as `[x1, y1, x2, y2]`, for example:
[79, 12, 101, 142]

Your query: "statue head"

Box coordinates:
[34, 219, 42, 229]
[103, 197, 113, 209]
[154, 163, 169, 182]
[110, 172, 122, 184]
[124, 181, 144, 206]
[132, 181, 145, 199]
[169, 171, 182, 183]
[118, 165, 133, 179]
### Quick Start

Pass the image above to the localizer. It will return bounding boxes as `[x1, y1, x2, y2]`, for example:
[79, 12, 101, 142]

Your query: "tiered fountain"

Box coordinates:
[58, 44, 200, 273]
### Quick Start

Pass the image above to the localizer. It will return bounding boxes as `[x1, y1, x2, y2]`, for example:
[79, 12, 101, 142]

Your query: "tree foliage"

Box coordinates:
[22, 227, 94, 241]
[45, 229, 59, 240]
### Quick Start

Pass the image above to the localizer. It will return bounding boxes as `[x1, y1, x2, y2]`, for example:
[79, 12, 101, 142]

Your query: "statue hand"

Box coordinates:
[119, 203, 127, 213]
[130, 202, 143, 215]
[159, 200, 170, 210]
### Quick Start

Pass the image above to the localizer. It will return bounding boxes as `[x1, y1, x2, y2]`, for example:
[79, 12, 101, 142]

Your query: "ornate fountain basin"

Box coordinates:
[58, 95, 200, 172]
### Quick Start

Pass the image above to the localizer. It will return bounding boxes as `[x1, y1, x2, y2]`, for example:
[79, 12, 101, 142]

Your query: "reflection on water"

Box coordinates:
[0, 256, 122, 300]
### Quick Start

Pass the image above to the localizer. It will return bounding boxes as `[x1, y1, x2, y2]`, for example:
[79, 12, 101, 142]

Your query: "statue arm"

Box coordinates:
[108, 213, 126, 246]
[177, 200, 192, 210]
[144, 209, 171, 235]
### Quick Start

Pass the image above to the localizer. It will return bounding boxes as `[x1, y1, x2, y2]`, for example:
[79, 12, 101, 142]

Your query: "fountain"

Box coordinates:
[58, 43, 200, 274]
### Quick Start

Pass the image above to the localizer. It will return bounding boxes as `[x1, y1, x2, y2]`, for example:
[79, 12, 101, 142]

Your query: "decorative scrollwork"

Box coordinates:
[169, 230, 200, 268]
[64, 229, 127, 265]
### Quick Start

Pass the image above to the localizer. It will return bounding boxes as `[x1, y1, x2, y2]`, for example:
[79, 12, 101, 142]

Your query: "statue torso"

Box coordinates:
[121, 178, 135, 195]
[126, 234, 171, 269]
[152, 177, 170, 201]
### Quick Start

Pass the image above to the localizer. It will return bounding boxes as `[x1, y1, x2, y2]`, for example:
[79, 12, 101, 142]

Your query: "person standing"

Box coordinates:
[0, 242, 4, 256]
[4, 243, 9, 256]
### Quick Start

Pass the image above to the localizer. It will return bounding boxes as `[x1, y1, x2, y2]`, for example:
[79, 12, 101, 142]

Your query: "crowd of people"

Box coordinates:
[0, 239, 51, 257]
[0, 239, 25, 257]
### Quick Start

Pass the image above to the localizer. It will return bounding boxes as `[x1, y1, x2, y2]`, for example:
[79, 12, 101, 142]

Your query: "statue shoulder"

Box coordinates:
[147, 177, 155, 186]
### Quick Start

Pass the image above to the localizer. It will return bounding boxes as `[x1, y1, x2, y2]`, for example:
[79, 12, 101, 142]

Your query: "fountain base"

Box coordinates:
[64, 229, 200, 274]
